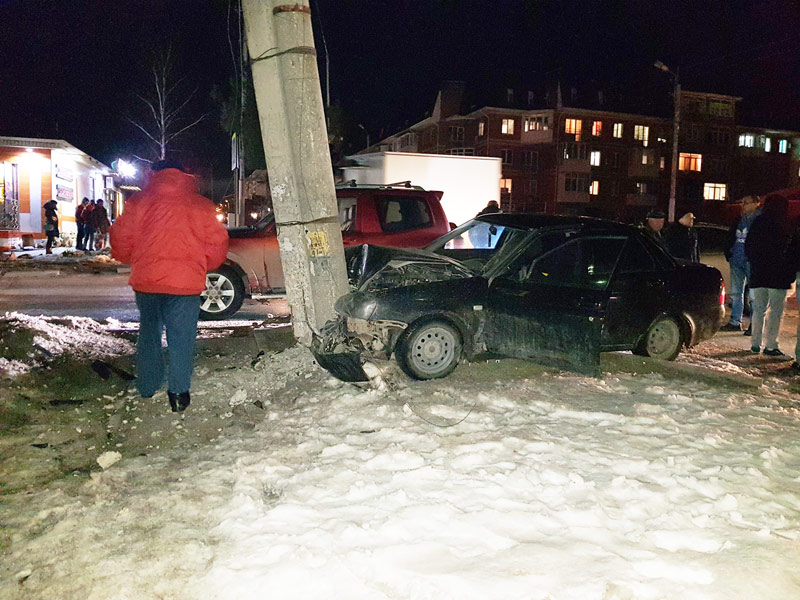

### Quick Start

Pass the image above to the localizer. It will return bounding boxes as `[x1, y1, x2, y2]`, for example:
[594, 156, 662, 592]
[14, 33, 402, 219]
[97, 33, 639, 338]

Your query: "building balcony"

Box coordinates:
[627, 163, 660, 178]
[560, 158, 591, 173]
[558, 190, 591, 204]
[625, 193, 658, 206]
[521, 130, 554, 145]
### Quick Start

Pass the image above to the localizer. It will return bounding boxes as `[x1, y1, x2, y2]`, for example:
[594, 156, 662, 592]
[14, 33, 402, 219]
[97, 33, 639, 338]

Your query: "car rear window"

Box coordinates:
[375, 195, 433, 233]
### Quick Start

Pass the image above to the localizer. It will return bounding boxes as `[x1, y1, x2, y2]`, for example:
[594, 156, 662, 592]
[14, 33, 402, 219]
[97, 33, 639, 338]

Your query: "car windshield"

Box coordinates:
[426, 219, 534, 275]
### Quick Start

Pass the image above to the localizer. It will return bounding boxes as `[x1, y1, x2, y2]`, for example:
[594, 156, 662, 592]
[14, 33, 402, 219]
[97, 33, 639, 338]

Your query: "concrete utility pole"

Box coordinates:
[241, 0, 348, 345]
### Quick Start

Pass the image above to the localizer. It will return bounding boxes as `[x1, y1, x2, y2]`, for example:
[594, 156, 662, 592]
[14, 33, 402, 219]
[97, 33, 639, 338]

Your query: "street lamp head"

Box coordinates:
[654, 60, 669, 72]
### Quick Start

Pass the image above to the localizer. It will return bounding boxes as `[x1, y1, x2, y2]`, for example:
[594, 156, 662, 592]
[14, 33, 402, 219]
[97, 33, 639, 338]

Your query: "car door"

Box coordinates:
[602, 235, 675, 349]
[485, 234, 627, 374]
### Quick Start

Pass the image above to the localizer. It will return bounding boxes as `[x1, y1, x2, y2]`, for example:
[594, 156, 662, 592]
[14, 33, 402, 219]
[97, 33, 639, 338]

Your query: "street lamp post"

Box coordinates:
[655, 60, 680, 223]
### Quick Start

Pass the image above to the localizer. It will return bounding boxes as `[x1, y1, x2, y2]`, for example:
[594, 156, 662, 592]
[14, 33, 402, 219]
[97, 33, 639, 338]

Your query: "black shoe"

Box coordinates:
[168, 391, 191, 412]
[720, 322, 742, 332]
[743, 325, 752, 337]
[763, 348, 788, 358]
[751, 346, 761, 354]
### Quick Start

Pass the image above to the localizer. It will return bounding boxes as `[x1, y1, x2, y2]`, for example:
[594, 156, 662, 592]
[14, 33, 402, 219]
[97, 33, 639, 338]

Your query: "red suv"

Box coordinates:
[200, 183, 452, 318]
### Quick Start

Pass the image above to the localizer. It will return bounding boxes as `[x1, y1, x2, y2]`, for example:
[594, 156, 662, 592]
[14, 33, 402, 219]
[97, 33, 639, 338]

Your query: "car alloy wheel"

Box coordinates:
[644, 315, 683, 361]
[200, 265, 245, 320]
[398, 320, 462, 380]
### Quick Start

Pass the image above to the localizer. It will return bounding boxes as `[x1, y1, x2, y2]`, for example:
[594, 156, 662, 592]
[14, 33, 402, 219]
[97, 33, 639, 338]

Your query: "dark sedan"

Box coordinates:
[313, 214, 725, 381]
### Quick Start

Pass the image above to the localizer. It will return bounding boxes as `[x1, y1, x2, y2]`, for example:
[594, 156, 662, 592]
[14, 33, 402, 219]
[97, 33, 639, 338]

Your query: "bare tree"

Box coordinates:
[129, 47, 206, 161]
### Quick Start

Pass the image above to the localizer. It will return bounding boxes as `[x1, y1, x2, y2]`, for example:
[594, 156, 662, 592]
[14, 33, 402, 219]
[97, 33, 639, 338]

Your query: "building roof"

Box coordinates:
[0, 136, 111, 170]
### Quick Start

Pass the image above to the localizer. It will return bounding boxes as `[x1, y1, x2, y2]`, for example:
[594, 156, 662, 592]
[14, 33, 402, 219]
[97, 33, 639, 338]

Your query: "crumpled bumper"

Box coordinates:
[311, 317, 369, 382]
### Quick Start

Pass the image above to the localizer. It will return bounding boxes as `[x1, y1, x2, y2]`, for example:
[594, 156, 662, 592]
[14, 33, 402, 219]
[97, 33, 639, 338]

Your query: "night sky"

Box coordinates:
[2, 0, 798, 173]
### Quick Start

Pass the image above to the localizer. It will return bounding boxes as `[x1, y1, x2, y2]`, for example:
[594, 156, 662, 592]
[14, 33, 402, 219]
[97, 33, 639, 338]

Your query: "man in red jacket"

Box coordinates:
[110, 160, 228, 412]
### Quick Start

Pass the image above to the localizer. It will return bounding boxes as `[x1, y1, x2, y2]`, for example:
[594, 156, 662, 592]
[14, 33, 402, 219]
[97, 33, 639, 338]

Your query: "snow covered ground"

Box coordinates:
[2, 314, 800, 599]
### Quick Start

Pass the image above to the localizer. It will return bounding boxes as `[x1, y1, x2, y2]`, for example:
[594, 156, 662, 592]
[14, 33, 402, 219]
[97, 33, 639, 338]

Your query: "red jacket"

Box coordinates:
[110, 169, 228, 295]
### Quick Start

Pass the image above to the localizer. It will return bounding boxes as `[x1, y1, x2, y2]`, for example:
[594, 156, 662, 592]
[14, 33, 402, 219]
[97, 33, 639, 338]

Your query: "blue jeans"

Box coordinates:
[729, 262, 752, 326]
[750, 287, 787, 351]
[135, 292, 201, 397]
[85, 227, 96, 250]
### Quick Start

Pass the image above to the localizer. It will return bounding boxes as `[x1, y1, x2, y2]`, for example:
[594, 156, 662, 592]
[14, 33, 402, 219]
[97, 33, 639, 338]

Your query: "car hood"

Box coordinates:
[345, 244, 476, 290]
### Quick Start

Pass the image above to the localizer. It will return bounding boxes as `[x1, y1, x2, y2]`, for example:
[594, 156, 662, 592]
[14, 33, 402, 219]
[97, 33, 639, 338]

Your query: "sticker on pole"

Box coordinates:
[307, 231, 330, 257]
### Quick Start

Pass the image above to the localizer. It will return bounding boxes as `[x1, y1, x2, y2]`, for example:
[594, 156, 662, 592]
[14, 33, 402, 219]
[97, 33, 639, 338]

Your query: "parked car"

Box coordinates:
[200, 183, 452, 318]
[313, 214, 726, 381]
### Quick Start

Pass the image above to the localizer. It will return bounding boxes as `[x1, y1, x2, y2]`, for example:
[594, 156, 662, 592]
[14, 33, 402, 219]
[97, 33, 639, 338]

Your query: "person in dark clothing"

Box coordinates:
[745, 194, 796, 357]
[91, 199, 111, 250]
[75, 197, 89, 250]
[721, 195, 760, 332]
[642, 209, 667, 248]
[477, 200, 500, 216]
[43, 199, 59, 254]
[83, 200, 97, 251]
[665, 212, 699, 262]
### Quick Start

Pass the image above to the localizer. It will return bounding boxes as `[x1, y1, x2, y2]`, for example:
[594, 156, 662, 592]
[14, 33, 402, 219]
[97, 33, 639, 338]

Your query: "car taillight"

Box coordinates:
[719, 281, 725, 306]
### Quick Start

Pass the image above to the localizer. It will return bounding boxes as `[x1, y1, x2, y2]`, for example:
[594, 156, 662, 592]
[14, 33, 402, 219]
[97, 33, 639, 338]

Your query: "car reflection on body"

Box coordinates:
[312, 214, 726, 382]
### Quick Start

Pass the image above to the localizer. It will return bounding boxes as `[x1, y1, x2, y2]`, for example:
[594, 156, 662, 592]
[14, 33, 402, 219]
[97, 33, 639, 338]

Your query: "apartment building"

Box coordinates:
[370, 83, 800, 223]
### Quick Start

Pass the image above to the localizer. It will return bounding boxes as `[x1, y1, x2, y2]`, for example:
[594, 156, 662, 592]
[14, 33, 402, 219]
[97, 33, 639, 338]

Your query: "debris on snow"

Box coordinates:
[96, 451, 122, 470]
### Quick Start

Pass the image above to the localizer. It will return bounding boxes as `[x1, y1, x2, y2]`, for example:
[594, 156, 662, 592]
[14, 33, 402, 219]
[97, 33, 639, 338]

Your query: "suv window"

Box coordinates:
[528, 236, 626, 289]
[338, 196, 357, 232]
[375, 195, 433, 233]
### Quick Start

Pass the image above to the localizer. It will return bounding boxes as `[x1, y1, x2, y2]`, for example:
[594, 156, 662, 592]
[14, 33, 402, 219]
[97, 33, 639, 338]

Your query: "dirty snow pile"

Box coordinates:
[3, 340, 800, 599]
[0, 311, 134, 376]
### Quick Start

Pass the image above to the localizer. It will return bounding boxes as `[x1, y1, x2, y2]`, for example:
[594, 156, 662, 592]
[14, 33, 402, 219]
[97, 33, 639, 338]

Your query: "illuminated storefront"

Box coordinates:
[0, 137, 116, 250]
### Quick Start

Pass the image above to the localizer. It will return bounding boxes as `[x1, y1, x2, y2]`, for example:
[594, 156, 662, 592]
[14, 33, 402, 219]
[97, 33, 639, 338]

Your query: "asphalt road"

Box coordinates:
[0, 271, 289, 323]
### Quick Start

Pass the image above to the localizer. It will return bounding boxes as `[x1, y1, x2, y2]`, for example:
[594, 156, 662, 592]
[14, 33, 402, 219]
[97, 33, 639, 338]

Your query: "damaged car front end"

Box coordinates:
[312, 244, 482, 382]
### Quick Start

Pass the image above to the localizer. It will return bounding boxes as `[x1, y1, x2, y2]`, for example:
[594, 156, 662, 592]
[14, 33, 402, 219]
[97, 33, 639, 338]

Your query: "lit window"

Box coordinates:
[565, 118, 582, 141]
[660, 156, 665, 170]
[524, 119, 530, 133]
[592, 121, 602, 136]
[703, 183, 727, 201]
[636, 182, 648, 195]
[634, 125, 650, 147]
[501, 119, 515, 135]
[478, 121, 485, 136]
[709, 101, 732, 118]
[642, 153, 648, 165]
[590, 151, 601, 166]
[738, 134, 754, 148]
[679, 153, 702, 171]
[765, 138, 772, 152]
[590, 180, 599, 195]
[500, 178, 512, 193]
[779, 139, 788, 153]
[613, 123, 623, 138]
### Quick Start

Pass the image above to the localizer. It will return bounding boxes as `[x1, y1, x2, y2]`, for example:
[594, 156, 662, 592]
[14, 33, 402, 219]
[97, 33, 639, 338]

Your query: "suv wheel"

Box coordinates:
[200, 265, 245, 320]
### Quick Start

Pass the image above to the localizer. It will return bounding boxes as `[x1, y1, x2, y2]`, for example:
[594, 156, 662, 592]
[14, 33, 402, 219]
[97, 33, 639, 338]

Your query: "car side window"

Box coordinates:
[375, 196, 433, 233]
[615, 237, 657, 273]
[527, 236, 626, 289]
[338, 196, 357, 232]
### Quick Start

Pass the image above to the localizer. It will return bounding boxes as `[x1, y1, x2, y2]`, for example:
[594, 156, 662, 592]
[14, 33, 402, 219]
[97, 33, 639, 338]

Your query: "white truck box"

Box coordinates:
[342, 152, 502, 226]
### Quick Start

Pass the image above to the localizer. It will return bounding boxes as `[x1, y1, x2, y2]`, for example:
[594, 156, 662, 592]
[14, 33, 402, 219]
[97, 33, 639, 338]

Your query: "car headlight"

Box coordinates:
[334, 293, 378, 321]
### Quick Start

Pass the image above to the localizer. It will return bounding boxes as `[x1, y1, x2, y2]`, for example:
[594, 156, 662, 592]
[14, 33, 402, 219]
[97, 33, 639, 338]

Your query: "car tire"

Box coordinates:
[397, 319, 462, 380]
[200, 265, 245, 320]
[636, 315, 683, 361]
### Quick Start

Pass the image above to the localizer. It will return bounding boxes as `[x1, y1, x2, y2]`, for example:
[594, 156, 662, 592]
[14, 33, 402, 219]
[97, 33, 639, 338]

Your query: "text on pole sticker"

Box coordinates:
[307, 231, 330, 257]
